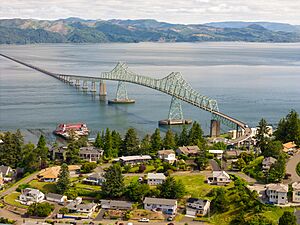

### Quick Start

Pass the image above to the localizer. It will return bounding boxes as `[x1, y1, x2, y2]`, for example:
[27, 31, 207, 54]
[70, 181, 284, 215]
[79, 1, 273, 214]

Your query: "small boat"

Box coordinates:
[53, 123, 89, 139]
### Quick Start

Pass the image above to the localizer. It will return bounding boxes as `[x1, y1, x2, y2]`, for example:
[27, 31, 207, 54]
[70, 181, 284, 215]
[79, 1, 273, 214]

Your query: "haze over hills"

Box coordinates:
[0, 18, 300, 44]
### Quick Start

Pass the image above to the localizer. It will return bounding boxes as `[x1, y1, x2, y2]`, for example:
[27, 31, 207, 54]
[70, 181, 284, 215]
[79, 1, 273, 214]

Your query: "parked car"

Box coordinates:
[167, 215, 175, 221]
[139, 218, 150, 222]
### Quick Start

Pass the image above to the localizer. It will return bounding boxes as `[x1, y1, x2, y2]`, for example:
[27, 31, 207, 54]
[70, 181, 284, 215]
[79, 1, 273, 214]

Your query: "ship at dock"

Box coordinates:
[53, 123, 89, 139]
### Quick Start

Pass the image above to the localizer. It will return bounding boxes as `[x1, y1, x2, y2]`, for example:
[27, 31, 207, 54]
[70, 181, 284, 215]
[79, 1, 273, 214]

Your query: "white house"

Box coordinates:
[157, 150, 176, 164]
[176, 146, 200, 156]
[186, 198, 210, 217]
[79, 147, 104, 162]
[45, 193, 67, 204]
[100, 200, 133, 210]
[144, 197, 177, 215]
[262, 157, 277, 171]
[208, 150, 224, 160]
[266, 183, 288, 205]
[67, 200, 97, 216]
[147, 173, 166, 185]
[118, 155, 152, 165]
[19, 188, 45, 204]
[207, 171, 231, 185]
[292, 182, 300, 203]
[0, 165, 14, 182]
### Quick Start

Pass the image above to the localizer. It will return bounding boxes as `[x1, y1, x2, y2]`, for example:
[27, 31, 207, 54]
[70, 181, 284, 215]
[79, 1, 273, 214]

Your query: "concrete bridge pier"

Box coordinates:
[82, 81, 88, 91]
[99, 80, 107, 96]
[90, 81, 97, 93]
[75, 79, 80, 88]
[210, 119, 221, 137]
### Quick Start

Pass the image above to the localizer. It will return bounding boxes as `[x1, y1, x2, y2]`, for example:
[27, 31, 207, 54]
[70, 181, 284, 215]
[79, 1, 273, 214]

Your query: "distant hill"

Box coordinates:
[0, 18, 300, 44]
[205, 21, 300, 33]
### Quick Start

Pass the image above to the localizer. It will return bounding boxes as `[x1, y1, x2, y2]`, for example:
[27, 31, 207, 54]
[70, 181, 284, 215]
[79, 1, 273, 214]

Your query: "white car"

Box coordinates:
[139, 218, 150, 222]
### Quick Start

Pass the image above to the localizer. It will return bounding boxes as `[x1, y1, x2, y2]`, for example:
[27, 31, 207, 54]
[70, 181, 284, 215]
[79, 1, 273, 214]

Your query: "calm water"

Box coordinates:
[0, 42, 300, 143]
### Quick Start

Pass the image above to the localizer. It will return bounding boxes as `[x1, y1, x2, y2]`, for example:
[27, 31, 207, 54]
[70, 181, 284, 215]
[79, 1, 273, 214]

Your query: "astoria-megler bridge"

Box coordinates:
[0, 53, 252, 145]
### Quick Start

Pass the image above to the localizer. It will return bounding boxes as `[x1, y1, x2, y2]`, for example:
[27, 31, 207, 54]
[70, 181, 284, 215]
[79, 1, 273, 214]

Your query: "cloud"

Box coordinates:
[0, 0, 299, 24]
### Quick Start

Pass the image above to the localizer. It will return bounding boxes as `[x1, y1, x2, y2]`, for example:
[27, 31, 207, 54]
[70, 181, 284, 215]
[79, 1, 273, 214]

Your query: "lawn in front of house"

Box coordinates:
[172, 173, 232, 199]
[28, 180, 57, 193]
[4, 191, 28, 209]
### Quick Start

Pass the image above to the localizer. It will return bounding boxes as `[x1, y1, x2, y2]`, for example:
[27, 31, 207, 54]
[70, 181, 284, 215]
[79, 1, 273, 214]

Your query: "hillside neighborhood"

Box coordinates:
[0, 110, 300, 225]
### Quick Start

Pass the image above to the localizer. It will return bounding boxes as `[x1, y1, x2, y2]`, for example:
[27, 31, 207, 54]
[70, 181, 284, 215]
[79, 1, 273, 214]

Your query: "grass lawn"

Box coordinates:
[124, 176, 140, 185]
[75, 183, 101, 191]
[128, 165, 156, 173]
[172, 173, 232, 199]
[28, 180, 57, 193]
[4, 191, 28, 209]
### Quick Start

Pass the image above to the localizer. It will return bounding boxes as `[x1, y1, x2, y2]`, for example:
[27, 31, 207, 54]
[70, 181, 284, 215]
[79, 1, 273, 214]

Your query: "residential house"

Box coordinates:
[283, 141, 297, 153]
[45, 193, 68, 204]
[292, 182, 300, 203]
[51, 146, 68, 161]
[66, 198, 97, 216]
[38, 165, 81, 182]
[0, 165, 14, 182]
[83, 173, 105, 186]
[147, 173, 166, 185]
[118, 155, 152, 165]
[208, 150, 224, 160]
[143, 197, 177, 214]
[100, 200, 133, 210]
[79, 146, 104, 162]
[186, 198, 210, 217]
[207, 171, 231, 185]
[262, 157, 277, 171]
[157, 150, 176, 164]
[176, 146, 200, 156]
[266, 183, 288, 205]
[19, 188, 45, 204]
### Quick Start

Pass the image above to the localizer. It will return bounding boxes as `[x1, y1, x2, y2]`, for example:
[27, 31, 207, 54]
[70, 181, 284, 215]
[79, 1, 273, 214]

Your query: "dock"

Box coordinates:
[159, 119, 193, 125]
[108, 99, 135, 104]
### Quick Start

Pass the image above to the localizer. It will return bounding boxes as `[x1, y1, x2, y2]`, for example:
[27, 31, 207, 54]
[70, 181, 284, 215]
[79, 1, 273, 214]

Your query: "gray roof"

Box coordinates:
[147, 173, 166, 180]
[88, 173, 104, 179]
[187, 198, 210, 204]
[46, 192, 64, 200]
[262, 157, 277, 165]
[0, 165, 12, 176]
[100, 200, 132, 208]
[120, 155, 152, 162]
[143, 197, 177, 206]
[79, 147, 103, 154]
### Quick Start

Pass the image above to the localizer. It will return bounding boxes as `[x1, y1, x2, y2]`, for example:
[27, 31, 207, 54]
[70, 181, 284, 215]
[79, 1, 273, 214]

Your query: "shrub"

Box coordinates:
[16, 183, 31, 192]
[27, 202, 55, 217]
[59, 207, 69, 214]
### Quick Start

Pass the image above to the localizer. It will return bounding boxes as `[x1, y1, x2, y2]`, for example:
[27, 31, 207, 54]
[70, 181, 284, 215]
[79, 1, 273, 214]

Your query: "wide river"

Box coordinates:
[0, 42, 300, 143]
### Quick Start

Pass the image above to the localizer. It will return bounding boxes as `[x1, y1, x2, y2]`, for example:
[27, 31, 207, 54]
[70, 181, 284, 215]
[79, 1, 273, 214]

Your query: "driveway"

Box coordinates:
[209, 159, 221, 171]
[285, 151, 300, 183]
[0, 171, 39, 198]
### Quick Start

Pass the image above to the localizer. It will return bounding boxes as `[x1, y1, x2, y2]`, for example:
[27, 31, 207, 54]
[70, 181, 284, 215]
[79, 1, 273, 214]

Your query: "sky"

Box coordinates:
[1, 0, 300, 24]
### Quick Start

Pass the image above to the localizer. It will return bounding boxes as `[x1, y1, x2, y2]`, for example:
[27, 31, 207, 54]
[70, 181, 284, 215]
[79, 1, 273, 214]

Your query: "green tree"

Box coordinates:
[275, 110, 300, 145]
[27, 202, 54, 217]
[267, 154, 286, 183]
[279, 211, 297, 225]
[59, 207, 69, 215]
[111, 130, 122, 156]
[36, 135, 49, 168]
[255, 118, 270, 154]
[140, 134, 152, 155]
[157, 177, 186, 199]
[20, 143, 40, 173]
[66, 140, 80, 164]
[94, 132, 103, 148]
[178, 126, 188, 146]
[188, 122, 205, 146]
[210, 188, 230, 213]
[121, 128, 140, 156]
[56, 163, 70, 194]
[101, 163, 124, 198]
[125, 181, 150, 202]
[211, 142, 227, 150]
[264, 140, 283, 158]
[163, 129, 176, 150]
[236, 158, 246, 171]
[151, 128, 162, 152]
[64, 189, 78, 200]
[195, 150, 209, 170]
[81, 162, 97, 173]
[103, 128, 113, 158]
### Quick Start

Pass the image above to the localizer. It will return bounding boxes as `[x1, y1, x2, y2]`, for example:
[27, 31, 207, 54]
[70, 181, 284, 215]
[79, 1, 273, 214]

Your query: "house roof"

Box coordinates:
[147, 173, 166, 180]
[212, 171, 230, 179]
[22, 188, 43, 196]
[79, 147, 103, 154]
[0, 165, 12, 176]
[100, 200, 132, 208]
[208, 150, 224, 154]
[292, 182, 300, 190]
[262, 157, 277, 165]
[88, 173, 104, 179]
[266, 183, 288, 193]
[143, 197, 177, 206]
[46, 193, 65, 200]
[283, 141, 297, 149]
[187, 198, 210, 204]
[119, 155, 152, 162]
[157, 150, 175, 155]
[39, 165, 81, 179]
[177, 146, 200, 155]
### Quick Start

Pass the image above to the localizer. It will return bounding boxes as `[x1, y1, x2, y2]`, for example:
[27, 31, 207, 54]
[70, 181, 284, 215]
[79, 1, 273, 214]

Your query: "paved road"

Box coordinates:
[285, 151, 300, 183]
[209, 159, 221, 171]
[0, 171, 39, 198]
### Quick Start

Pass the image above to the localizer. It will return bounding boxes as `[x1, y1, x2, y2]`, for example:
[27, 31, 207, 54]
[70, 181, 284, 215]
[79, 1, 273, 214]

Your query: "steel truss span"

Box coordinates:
[0, 54, 252, 144]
